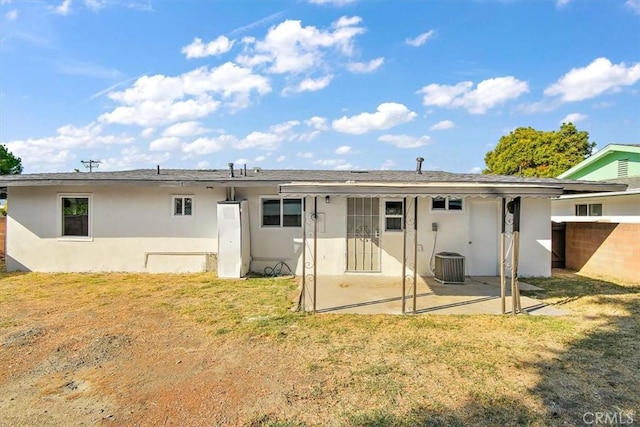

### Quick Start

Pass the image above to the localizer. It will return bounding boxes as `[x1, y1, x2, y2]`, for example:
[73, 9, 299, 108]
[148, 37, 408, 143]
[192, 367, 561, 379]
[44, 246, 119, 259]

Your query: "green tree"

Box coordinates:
[0, 145, 23, 175]
[483, 123, 596, 177]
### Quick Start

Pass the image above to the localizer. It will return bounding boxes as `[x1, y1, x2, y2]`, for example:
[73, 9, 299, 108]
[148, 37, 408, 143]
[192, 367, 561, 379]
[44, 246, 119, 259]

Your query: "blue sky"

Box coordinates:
[1, 0, 639, 174]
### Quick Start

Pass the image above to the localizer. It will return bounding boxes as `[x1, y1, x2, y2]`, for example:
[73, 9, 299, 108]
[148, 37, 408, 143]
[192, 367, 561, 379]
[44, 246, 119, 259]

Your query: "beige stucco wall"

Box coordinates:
[6, 185, 224, 272]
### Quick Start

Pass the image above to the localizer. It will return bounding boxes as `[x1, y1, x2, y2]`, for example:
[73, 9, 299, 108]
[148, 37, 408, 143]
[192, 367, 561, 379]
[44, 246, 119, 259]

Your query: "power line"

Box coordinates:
[81, 160, 101, 172]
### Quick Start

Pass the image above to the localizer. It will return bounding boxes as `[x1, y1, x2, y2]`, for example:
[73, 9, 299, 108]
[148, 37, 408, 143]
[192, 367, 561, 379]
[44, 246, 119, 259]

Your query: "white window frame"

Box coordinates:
[172, 195, 195, 217]
[575, 202, 603, 217]
[430, 196, 464, 212]
[260, 196, 302, 228]
[384, 199, 404, 231]
[58, 194, 93, 241]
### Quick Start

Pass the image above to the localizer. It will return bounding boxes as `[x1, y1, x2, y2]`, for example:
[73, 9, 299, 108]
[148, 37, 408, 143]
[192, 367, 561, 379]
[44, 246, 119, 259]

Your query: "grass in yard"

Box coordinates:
[1, 270, 638, 426]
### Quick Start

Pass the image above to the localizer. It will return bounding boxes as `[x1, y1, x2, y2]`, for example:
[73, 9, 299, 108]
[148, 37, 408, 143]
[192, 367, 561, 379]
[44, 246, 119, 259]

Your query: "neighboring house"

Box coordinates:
[551, 144, 640, 283]
[0, 164, 622, 279]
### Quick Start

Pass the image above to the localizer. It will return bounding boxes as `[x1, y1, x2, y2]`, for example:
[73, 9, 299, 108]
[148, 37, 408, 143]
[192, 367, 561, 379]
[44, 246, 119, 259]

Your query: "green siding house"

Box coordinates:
[558, 144, 640, 181]
[552, 143, 639, 284]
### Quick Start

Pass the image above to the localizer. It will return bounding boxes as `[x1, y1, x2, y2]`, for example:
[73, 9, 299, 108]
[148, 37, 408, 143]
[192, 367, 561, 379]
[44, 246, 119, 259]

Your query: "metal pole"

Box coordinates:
[412, 196, 418, 314]
[401, 197, 407, 314]
[301, 197, 306, 311]
[500, 198, 506, 315]
[313, 196, 318, 314]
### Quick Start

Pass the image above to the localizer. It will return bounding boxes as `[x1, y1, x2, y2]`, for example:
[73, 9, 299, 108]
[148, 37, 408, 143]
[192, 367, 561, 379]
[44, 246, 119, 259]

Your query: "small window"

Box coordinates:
[385, 200, 403, 231]
[60, 195, 90, 238]
[261, 198, 302, 228]
[173, 196, 194, 216]
[432, 196, 464, 211]
[589, 203, 602, 216]
[575, 203, 602, 216]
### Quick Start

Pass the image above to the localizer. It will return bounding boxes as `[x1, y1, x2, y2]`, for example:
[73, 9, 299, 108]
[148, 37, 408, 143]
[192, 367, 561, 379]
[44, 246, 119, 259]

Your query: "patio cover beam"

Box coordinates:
[279, 183, 564, 198]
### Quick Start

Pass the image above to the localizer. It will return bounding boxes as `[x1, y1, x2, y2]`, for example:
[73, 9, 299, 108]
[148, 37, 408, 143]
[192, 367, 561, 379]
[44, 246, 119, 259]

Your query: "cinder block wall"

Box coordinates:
[566, 222, 640, 284]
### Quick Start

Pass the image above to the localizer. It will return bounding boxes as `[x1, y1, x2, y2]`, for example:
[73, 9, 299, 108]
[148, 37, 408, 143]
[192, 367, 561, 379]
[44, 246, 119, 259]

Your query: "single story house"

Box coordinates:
[551, 144, 640, 282]
[0, 163, 624, 281]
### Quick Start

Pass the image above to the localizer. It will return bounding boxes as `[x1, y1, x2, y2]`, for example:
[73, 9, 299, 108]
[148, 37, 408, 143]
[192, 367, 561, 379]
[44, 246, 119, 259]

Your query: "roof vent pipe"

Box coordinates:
[416, 157, 424, 174]
[157, 165, 160, 175]
[228, 162, 235, 178]
[244, 163, 247, 177]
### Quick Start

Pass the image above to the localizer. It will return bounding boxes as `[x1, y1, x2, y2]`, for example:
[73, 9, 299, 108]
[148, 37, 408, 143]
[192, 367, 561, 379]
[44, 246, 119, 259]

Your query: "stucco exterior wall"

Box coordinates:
[552, 194, 640, 221]
[517, 198, 552, 277]
[6, 186, 224, 272]
[6, 186, 553, 277]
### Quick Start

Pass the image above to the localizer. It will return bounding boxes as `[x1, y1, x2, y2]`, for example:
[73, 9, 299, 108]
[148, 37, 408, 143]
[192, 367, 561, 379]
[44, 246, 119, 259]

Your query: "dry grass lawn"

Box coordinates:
[0, 270, 638, 426]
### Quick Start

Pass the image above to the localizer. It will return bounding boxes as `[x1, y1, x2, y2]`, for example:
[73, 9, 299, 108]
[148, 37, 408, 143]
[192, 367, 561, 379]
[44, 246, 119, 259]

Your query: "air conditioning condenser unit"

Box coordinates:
[434, 252, 465, 284]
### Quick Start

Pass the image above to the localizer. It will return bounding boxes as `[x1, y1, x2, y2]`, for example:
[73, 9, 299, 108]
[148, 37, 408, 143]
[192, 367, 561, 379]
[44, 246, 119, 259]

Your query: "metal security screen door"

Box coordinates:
[346, 197, 381, 272]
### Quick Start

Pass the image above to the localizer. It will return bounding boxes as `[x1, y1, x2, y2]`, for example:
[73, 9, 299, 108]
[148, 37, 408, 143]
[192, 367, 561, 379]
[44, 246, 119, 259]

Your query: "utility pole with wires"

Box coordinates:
[81, 160, 101, 172]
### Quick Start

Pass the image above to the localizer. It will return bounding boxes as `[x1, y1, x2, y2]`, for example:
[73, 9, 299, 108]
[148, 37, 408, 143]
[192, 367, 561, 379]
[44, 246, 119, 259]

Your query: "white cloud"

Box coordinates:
[84, 0, 107, 11]
[378, 134, 431, 148]
[332, 102, 417, 134]
[556, 0, 570, 8]
[544, 57, 640, 102]
[254, 155, 267, 162]
[626, 0, 640, 14]
[6, 9, 18, 20]
[235, 158, 249, 164]
[305, 116, 329, 130]
[100, 96, 221, 127]
[405, 30, 436, 47]
[4, 122, 133, 172]
[297, 130, 321, 142]
[288, 75, 333, 94]
[347, 57, 384, 73]
[469, 166, 482, 174]
[335, 145, 352, 154]
[149, 136, 181, 151]
[162, 121, 209, 138]
[297, 152, 314, 158]
[307, 0, 356, 5]
[560, 112, 587, 124]
[237, 16, 366, 74]
[53, 0, 72, 15]
[181, 36, 235, 59]
[196, 161, 210, 169]
[430, 120, 455, 130]
[182, 135, 234, 155]
[380, 160, 395, 170]
[270, 120, 300, 134]
[140, 128, 155, 138]
[276, 155, 286, 162]
[237, 131, 283, 150]
[100, 62, 271, 126]
[313, 158, 354, 170]
[100, 147, 170, 171]
[418, 76, 529, 114]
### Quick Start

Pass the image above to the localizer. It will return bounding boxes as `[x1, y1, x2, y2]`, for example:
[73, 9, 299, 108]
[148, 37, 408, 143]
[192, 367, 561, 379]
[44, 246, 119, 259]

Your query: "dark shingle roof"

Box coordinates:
[0, 168, 627, 193]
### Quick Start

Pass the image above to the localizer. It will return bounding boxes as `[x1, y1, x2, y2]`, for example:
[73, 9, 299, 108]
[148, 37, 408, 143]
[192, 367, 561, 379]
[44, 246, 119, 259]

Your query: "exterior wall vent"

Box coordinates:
[434, 252, 465, 284]
[618, 159, 629, 178]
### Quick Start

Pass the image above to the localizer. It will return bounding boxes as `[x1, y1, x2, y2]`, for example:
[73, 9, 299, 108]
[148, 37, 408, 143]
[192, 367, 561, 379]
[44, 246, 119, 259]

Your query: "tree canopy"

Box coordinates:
[0, 145, 23, 175]
[483, 123, 596, 178]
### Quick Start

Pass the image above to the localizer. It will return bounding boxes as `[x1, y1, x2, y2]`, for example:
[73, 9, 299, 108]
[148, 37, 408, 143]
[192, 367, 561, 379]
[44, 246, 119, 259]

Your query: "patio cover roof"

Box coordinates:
[278, 182, 566, 198]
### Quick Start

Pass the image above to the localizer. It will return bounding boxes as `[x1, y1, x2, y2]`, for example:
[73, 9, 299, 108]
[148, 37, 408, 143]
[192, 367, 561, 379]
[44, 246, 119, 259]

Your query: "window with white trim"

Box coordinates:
[385, 200, 403, 231]
[575, 203, 602, 216]
[261, 197, 302, 227]
[60, 195, 91, 238]
[431, 196, 463, 211]
[172, 195, 194, 216]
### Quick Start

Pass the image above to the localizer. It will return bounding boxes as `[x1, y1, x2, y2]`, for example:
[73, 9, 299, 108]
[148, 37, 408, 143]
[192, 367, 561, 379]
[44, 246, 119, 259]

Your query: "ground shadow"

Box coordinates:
[522, 272, 640, 425]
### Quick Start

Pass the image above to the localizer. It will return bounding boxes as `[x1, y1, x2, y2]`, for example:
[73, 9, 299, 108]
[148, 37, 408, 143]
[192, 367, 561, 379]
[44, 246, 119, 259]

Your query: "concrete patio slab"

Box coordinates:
[299, 275, 566, 316]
